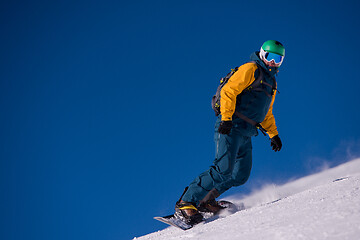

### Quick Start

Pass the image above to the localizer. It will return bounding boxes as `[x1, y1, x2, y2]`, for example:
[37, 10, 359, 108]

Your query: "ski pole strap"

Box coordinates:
[234, 111, 267, 136]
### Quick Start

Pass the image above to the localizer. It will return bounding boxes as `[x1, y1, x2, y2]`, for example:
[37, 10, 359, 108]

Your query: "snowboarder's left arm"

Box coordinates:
[261, 90, 278, 138]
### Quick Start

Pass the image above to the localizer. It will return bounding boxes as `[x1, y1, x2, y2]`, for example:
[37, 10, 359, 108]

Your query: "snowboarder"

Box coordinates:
[174, 40, 285, 226]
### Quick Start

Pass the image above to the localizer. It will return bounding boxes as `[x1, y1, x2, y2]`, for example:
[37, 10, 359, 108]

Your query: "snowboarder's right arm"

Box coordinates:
[219, 62, 257, 121]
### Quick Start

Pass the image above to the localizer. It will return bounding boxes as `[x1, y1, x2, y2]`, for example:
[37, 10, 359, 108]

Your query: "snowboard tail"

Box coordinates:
[153, 215, 193, 230]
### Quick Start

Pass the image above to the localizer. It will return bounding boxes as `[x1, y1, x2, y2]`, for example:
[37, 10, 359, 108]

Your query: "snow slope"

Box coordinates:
[135, 158, 360, 240]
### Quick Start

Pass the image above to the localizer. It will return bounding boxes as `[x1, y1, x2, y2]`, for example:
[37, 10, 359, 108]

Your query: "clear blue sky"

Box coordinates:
[1, 0, 360, 240]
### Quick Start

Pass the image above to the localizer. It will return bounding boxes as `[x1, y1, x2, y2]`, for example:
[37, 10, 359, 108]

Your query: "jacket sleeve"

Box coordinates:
[220, 63, 257, 121]
[261, 90, 279, 138]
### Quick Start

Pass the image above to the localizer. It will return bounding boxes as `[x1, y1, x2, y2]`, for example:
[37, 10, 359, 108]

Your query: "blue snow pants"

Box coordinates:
[182, 118, 253, 205]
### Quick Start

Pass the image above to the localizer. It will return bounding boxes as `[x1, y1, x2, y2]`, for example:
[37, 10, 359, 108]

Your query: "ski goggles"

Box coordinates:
[264, 52, 284, 64]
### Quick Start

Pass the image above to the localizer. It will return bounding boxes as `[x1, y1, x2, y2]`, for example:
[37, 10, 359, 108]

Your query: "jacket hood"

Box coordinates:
[250, 51, 278, 77]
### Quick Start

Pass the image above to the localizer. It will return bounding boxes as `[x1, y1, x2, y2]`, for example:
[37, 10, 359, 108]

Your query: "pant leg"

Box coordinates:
[216, 136, 252, 194]
[232, 137, 252, 186]
[182, 121, 250, 204]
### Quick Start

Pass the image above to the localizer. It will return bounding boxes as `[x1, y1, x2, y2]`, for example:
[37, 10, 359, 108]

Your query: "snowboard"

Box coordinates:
[154, 200, 243, 231]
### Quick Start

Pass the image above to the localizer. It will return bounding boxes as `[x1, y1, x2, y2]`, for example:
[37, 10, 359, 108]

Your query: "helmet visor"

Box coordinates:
[265, 52, 284, 64]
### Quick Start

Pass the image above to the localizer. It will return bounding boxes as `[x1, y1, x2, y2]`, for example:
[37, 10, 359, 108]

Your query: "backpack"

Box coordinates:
[211, 66, 240, 116]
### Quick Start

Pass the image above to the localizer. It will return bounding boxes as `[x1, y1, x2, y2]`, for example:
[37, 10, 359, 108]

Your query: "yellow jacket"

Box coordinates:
[220, 62, 278, 138]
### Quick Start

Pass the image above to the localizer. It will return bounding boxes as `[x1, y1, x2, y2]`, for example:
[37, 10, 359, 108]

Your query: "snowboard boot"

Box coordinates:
[174, 200, 204, 225]
[174, 187, 203, 225]
[198, 199, 225, 214]
[198, 188, 223, 214]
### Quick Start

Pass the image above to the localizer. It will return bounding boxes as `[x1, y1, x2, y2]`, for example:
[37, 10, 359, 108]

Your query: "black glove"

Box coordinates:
[218, 121, 233, 135]
[270, 135, 282, 152]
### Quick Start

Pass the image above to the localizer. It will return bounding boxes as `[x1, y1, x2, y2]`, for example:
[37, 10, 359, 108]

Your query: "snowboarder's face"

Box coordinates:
[265, 59, 278, 67]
